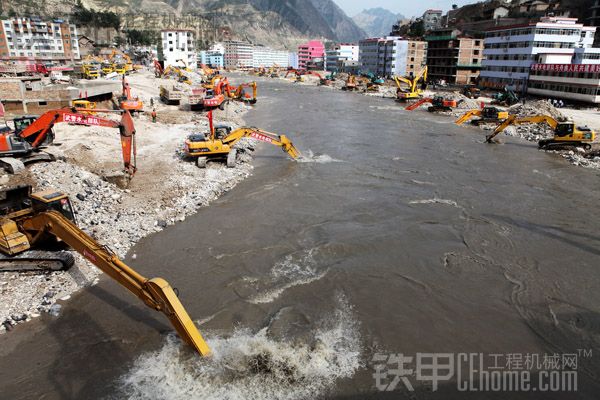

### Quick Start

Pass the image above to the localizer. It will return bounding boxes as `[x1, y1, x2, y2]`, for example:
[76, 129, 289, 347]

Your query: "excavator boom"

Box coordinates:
[15, 108, 137, 176]
[21, 210, 210, 356]
[486, 114, 559, 142]
[223, 127, 301, 159]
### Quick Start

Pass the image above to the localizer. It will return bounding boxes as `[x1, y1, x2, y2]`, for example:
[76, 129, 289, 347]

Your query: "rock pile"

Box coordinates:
[0, 102, 256, 333]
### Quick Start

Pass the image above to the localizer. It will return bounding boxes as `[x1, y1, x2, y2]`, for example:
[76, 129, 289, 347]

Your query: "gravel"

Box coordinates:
[0, 74, 258, 332]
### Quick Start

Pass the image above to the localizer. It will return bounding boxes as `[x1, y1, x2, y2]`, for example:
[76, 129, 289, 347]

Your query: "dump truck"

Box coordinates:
[160, 85, 183, 105]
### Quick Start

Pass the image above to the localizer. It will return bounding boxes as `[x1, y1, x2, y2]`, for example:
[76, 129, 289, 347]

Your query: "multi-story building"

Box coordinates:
[288, 52, 299, 69]
[199, 43, 224, 68]
[298, 40, 324, 70]
[252, 45, 289, 68]
[422, 9, 443, 32]
[224, 40, 253, 69]
[199, 50, 224, 68]
[359, 37, 427, 78]
[425, 28, 483, 85]
[480, 16, 595, 91]
[325, 43, 358, 72]
[161, 29, 196, 70]
[0, 17, 80, 62]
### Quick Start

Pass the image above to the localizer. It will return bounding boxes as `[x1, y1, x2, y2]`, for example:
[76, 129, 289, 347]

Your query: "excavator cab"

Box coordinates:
[482, 107, 502, 119]
[555, 122, 575, 137]
[214, 124, 233, 140]
[13, 116, 37, 135]
[30, 190, 76, 224]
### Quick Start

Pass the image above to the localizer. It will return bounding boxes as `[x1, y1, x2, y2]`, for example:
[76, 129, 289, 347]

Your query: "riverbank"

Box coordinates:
[0, 70, 256, 332]
[273, 72, 600, 170]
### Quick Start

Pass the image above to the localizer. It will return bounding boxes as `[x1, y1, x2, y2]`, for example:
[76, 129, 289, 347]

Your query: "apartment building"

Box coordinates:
[298, 40, 324, 70]
[425, 28, 483, 85]
[480, 16, 596, 90]
[359, 37, 427, 78]
[224, 40, 253, 69]
[252, 45, 289, 68]
[0, 17, 80, 62]
[325, 43, 358, 72]
[528, 63, 600, 103]
[161, 29, 196, 70]
[422, 9, 443, 32]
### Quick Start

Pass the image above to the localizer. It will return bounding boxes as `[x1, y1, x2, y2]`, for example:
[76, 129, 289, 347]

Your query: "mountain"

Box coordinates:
[1, 0, 366, 49]
[352, 7, 405, 38]
[308, 0, 367, 43]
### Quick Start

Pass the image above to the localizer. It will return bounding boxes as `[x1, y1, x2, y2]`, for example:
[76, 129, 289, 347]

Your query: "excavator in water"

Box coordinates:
[455, 106, 509, 126]
[0, 108, 137, 176]
[184, 111, 301, 168]
[405, 96, 463, 112]
[485, 114, 596, 150]
[394, 66, 428, 101]
[0, 185, 211, 356]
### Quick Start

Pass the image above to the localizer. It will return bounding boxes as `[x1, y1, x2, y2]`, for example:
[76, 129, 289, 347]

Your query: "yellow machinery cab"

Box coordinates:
[73, 100, 97, 114]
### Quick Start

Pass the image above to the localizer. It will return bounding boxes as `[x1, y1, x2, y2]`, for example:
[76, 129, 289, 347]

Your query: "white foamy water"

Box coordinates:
[409, 198, 459, 207]
[297, 150, 342, 164]
[249, 248, 328, 304]
[117, 296, 362, 400]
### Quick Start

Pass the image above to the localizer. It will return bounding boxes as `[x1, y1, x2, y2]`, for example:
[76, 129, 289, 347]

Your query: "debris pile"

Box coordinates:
[0, 76, 257, 332]
[509, 100, 565, 119]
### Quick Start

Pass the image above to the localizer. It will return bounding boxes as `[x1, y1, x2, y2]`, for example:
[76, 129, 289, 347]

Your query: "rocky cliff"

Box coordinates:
[1, 0, 367, 49]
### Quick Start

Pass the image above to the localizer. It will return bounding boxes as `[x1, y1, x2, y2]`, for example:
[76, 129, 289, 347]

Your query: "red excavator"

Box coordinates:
[203, 78, 228, 109]
[0, 108, 136, 176]
[405, 96, 463, 112]
[119, 76, 144, 113]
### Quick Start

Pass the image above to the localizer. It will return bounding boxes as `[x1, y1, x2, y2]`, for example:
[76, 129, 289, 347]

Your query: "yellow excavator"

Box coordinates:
[0, 185, 211, 356]
[394, 66, 428, 101]
[455, 107, 509, 126]
[184, 111, 301, 168]
[485, 114, 596, 150]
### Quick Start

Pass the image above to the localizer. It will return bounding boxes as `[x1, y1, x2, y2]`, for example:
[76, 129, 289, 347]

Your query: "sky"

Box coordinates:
[334, 0, 475, 18]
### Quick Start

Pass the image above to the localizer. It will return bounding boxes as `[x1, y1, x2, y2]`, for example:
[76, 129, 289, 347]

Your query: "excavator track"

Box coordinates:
[538, 140, 592, 151]
[0, 250, 75, 272]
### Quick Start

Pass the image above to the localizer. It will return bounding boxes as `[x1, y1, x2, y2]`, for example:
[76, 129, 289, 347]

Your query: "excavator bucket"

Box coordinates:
[279, 135, 301, 159]
[145, 278, 211, 356]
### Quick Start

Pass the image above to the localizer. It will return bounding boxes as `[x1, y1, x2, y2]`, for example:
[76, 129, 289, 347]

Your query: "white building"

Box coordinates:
[288, 52, 299, 69]
[161, 29, 196, 70]
[480, 16, 596, 91]
[0, 17, 80, 61]
[325, 43, 358, 72]
[422, 9, 443, 32]
[224, 40, 253, 69]
[359, 37, 426, 77]
[252, 45, 289, 68]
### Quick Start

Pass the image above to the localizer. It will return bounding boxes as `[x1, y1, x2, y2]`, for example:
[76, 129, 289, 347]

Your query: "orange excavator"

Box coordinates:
[285, 68, 305, 82]
[225, 81, 257, 104]
[203, 78, 228, 109]
[405, 96, 462, 112]
[154, 59, 164, 78]
[119, 76, 144, 113]
[0, 108, 136, 176]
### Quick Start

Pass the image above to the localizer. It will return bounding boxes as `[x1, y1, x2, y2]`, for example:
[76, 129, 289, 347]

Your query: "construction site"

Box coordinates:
[1, 55, 600, 399]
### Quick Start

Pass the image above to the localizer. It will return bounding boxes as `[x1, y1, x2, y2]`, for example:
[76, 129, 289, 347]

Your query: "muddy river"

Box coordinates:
[1, 77, 600, 399]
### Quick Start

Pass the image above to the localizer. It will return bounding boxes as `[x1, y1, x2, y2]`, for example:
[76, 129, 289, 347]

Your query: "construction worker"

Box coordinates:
[151, 108, 157, 123]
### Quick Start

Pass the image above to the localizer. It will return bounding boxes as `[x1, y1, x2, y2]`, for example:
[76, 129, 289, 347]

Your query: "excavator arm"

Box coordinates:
[486, 115, 558, 143]
[18, 108, 137, 176]
[20, 210, 210, 356]
[455, 109, 483, 125]
[222, 128, 301, 159]
[405, 98, 433, 111]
